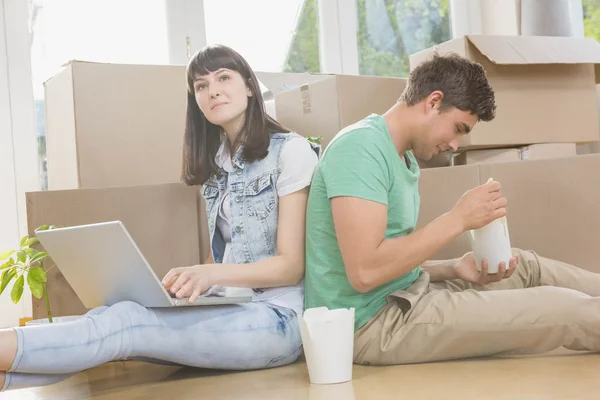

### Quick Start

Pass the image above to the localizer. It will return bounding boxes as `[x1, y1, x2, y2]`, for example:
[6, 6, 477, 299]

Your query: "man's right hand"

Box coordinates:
[451, 179, 507, 231]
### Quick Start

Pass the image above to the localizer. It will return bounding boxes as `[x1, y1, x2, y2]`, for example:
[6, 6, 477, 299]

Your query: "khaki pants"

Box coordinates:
[354, 249, 600, 365]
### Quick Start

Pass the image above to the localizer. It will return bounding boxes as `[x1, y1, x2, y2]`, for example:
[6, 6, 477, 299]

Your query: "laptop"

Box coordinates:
[35, 221, 252, 308]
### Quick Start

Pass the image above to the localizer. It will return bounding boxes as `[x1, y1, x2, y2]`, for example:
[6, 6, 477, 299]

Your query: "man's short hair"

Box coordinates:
[400, 53, 496, 122]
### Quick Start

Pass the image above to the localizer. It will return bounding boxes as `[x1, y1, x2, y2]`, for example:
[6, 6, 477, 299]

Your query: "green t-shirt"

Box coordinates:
[305, 114, 421, 331]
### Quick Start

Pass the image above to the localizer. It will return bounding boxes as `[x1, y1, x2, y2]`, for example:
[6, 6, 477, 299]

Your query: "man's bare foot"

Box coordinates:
[0, 371, 6, 391]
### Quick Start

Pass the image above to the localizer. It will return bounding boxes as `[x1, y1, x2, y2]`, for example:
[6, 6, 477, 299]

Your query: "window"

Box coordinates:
[29, 0, 170, 189]
[203, 0, 320, 73]
[356, 0, 450, 77]
[285, 0, 321, 73]
[583, 0, 600, 42]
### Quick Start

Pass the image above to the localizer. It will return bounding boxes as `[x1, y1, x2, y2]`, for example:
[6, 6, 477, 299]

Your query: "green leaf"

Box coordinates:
[0, 260, 13, 271]
[30, 251, 48, 264]
[11, 275, 24, 303]
[20, 235, 29, 247]
[0, 250, 15, 262]
[23, 237, 40, 247]
[27, 272, 44, 299]
[24, 247, 39, 257]
[16, 250, 26, 264]
[0, 268, 16, 295]
[35, 225, 60, 233]
[29, 267, 47, 283]
[307, 135, 323, 145]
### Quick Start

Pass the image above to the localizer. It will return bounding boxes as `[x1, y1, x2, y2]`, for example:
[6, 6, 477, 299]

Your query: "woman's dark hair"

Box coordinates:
[181, 44, 290, 186]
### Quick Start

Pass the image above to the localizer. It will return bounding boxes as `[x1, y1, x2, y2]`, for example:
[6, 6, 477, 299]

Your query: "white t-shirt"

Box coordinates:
[213, 136, 318, 315]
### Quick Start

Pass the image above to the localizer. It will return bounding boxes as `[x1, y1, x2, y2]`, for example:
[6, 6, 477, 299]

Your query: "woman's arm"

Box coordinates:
[206, 187, 308, 288]
[163, 187, 309, 301]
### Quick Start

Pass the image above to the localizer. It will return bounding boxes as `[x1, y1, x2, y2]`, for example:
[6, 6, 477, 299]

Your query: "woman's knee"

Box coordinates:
[109, 301, 147, 313]
[84, 305, 109, 317]
[100, 301, 154, 329]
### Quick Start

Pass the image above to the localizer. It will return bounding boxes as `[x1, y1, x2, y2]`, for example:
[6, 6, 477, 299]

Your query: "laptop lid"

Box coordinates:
[36, 221, 178, 308]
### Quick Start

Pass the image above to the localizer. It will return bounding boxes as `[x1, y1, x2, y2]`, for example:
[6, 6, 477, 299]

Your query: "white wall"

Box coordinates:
[0, 0, 40, 328]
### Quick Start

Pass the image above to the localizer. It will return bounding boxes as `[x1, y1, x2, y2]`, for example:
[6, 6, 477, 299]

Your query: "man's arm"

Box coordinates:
[332, 198, 462, 292]
[332, 180, 506, 293]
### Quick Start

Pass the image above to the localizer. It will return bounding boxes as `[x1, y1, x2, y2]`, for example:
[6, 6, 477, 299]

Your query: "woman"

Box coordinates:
[0, 44, 319, 391]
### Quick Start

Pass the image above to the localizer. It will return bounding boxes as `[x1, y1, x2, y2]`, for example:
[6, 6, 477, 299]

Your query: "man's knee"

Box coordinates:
[512, 248, 542, 285]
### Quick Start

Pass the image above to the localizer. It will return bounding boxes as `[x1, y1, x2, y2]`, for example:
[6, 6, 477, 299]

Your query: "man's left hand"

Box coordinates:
[453, 252, 519, 286]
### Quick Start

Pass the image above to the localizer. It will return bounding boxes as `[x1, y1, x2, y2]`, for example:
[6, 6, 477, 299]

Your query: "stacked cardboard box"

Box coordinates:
[409, 35, 600, 168]
[38, 61, 207, 319]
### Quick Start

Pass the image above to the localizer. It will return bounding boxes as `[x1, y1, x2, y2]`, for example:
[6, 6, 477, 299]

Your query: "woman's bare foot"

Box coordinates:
[0, 329, 17, 371]
[0, 371, 6, 390]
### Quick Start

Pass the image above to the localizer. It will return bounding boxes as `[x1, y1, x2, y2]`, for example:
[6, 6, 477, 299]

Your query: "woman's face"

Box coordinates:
[192, 68, 252, 134]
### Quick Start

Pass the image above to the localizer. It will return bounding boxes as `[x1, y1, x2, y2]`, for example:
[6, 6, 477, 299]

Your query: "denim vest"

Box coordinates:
[201, 132, 320, 296]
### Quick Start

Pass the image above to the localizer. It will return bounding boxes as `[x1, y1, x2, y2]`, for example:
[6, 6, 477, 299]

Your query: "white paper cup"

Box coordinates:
[468, 216, 512, 274]
[299, 307, 355, 385]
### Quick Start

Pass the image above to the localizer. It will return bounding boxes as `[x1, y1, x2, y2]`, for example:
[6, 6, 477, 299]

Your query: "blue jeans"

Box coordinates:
[2, 300, 302, 391]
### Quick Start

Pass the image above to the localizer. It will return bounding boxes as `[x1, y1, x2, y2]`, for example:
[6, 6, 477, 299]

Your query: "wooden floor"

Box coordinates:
[2, 349, 600, 399]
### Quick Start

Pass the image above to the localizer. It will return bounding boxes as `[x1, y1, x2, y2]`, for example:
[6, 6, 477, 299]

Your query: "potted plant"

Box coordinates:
[0, 225, 58, 323]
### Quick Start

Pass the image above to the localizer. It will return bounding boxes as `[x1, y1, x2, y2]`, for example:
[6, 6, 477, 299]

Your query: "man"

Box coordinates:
[304, 53, 600, 365]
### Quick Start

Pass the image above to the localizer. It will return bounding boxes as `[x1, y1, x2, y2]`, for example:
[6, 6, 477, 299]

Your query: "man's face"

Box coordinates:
[414, 104, 478, 161]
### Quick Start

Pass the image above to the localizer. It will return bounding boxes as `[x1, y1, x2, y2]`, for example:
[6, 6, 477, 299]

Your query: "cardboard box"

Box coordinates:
[410, 36, 600, 149]
[478, 154, 600, 273]
[417, 164, 480, 259]
[255, 71, 330, 98]
[26, 183, 202, 318]
[453, 148, 521, 166]
[274, 74, 407, 148]
[418, 154, 600, 273]
[453, 143, 576, 165]
[255, 71, 331, 120]
[45, 61, 188, 190]
[520, 143, 577, 160]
